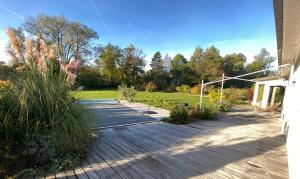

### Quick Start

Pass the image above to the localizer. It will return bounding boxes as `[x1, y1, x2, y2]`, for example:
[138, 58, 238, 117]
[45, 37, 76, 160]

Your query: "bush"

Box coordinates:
[168, 105, 189, 124]
[219, 102, 232, 112]
[118, 85, 136, 101]
[145, 81, 157, 92]
[223, 88, 248, 104]
[189, 104, 202, 119]
[165, 85, 176, 92]
[76, 66, 104, 89]
[175, 84, 191, 93]
[200, 105, 218, 120]
[0, 80, 11, 91]
[1, 31, 91, 177]
[208, 89, 221, 103]
[189, 105, 218, 120]
[190, 85, 201, 95]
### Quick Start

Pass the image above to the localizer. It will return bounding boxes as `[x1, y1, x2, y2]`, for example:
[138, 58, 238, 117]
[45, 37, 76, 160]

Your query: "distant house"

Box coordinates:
[273, 0, 300, 178]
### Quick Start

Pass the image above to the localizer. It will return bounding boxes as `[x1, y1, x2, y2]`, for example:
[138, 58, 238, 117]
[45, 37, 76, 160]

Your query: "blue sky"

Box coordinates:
[0, 0, 277, 67]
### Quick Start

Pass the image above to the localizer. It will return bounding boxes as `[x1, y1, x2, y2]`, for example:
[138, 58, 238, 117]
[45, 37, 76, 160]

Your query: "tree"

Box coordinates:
[149, 52, 169, 90]
[190, 47, 203, 67]
[188, 47, 204, 84]
[199, 46, 223, 81]
[162, 54, 172, 72]
[150, 51, 163, 73]
[223, 53, 246, 87]
[121, 45, 145, 86]
[171, 54, 187, 70]
[171, 54, 188, 85]
[23, 14, 98, 63]
[223, 53, 246, 77]
[246, 48, 275, 78]
[96, 43, 122, 84]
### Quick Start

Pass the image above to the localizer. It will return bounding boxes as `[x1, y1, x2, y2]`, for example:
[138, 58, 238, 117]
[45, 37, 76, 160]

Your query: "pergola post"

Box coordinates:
[261, 84, 271, 108]
[252, 82, 260, 106]
[200, 80, 204, 108]
[270, 87, 278, 107]
[219, 73, 224, 106]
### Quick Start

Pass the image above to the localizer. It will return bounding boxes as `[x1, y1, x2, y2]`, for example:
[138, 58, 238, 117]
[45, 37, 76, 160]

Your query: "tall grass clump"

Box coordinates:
[0, 29, 91, 177]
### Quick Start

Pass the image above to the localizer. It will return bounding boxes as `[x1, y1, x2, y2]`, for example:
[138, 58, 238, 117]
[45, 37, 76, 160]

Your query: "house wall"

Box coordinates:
[282, 64, 300, 179]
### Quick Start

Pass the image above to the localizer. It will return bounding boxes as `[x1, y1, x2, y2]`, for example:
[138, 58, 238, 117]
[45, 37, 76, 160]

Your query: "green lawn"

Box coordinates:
[71, 89, 209, 109]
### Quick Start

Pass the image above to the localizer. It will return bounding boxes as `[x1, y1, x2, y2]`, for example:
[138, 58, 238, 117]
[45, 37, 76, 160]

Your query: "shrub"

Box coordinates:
[145, 81, 157, 92]
[175, 84, 191, 93]
[0, 80, 11, 91]
[189, 105, 218, 120]
[165, 85, 176, 92]
[168, 105, 189, 124]
[223, 88, 248, 104]
[1, 30, 91, 177]
[76, 66, 104, 89]
[190, 85, 201, 95]
[247, 88, 254, 102]
[200, 105, 218, 120]
[189, 104, 202, 119]
[208, 89, 221, 103]
[118, 85, 136, 101]
[219, 102, 232, 112]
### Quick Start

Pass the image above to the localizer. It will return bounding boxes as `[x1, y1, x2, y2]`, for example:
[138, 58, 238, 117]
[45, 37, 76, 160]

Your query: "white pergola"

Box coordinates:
[199, 64, 293, 109]
[252, 79, 289, 109]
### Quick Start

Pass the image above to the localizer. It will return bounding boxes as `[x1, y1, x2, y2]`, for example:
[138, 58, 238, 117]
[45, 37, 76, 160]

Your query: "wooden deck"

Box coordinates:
[45, 111, 288, 179]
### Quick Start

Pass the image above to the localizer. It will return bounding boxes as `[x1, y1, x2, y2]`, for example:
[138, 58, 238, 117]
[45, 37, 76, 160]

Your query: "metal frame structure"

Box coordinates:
[199, 63, 292, 108]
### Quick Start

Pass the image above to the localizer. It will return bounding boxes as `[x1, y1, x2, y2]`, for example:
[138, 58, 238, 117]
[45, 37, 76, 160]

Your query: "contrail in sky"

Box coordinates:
[0, 4, 25, 20]
[89, 0, 115, 42]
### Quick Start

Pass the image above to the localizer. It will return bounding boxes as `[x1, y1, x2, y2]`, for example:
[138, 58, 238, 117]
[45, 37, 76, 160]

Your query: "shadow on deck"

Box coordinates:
[46, 111, 288, 179]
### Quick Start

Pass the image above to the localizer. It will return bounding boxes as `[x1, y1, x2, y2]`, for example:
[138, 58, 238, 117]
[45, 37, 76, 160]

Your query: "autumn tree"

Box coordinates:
[246, 48, 275, 78]
[121, 45, 145, 86]
[23, 14, 98, 63]
[96, 43, 122, 84]
[149, 51, 169, 89]
[199, 46, 223, 81]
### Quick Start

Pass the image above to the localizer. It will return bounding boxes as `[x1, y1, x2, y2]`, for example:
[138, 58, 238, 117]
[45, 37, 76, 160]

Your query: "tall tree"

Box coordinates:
[223, 53, 246, 76]
[223, 53, 246, 87]
[121, 45, 145, 86]
[149, 51, 169, 89]
[96, 43, 122, 84]
[23, 14, 98, 63]
[150, 51, 163, 73]
[162, 54, 172, 72]
[188, 47, 204, 84]
[190, 47, 203, 67]
[199, 46, 223, 81]
[246, 48, 275, 78]
[171, 54, 187, 85]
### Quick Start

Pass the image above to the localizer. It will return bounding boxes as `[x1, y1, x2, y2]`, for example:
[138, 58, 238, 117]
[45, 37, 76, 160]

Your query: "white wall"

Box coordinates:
[283, 66, 300, 179]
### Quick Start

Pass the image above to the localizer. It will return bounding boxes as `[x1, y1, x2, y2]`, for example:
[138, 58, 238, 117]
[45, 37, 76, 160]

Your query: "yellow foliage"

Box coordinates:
[0, 80, 11, 91]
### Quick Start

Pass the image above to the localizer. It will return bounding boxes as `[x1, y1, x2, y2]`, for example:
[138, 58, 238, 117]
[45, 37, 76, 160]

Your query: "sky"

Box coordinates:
[0, 0, 277, 68]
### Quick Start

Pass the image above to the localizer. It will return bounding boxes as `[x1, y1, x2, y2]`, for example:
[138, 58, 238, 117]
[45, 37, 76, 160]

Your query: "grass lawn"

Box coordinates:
[71, 89, 209, 109]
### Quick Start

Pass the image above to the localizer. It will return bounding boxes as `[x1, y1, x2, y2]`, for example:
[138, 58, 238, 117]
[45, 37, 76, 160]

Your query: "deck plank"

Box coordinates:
[53, 111, 288, 178]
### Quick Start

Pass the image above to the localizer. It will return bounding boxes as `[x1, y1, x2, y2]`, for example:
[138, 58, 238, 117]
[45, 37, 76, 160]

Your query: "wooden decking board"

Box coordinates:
[101, 137, 157, 178]
[113, 130, 199, 178]
[92, 147, 133, 179]
[124, 123, 260, 179]
[148, 120, 286, 178]
[98, 140, 148, 179]
[85, 154, 111, 178]
[103, 134, 175, 179]
[132, 119, 285, 178]
[89, 149, 122, 179]
[52, 111, 288, 178]
[64, 169, 77, 179]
